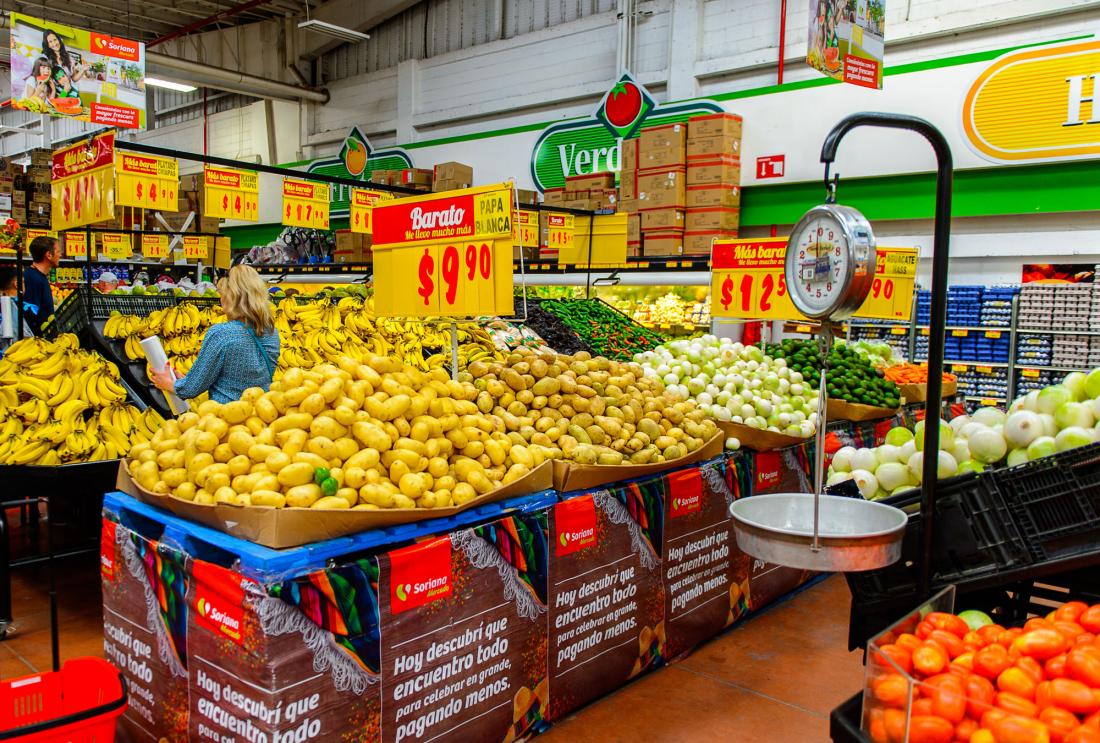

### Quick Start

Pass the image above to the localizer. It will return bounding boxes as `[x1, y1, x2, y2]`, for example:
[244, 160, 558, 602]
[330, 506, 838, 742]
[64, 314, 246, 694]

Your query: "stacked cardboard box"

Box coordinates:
[400, 168, 433, 191]
[686, 113, 742, 254]
[333, 230, 372, 264]
[433, 162, 473, 192]
[636, 123, 688, 256]
[564, 172, 617, 211]
[23, 149, 52, 228]
[145, 173, 220, 235]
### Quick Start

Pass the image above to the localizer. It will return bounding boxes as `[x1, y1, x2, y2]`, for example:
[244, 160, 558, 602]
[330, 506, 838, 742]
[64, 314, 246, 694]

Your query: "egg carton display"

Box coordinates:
[241, 227, 337, 266]
[953, 366, 1008, 401]
[978, 285, 1018, 327]
[847, 324, 908, 360]
[1016, 333, 1053, 366]
[1014, 368, 1059, 396]
[945, 285, 984, 326]
[1019, 283, 1095, 330]
[915, 290, 931, 325]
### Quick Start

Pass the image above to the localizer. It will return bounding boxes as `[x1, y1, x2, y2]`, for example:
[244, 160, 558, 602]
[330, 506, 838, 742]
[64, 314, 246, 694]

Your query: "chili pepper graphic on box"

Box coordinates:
[547, 481, 665, 721]
[100, 518, 189, 742]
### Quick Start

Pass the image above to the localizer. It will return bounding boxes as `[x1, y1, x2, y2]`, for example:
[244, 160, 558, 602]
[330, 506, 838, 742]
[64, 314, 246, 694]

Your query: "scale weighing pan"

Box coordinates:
[729, 494, 907, 572]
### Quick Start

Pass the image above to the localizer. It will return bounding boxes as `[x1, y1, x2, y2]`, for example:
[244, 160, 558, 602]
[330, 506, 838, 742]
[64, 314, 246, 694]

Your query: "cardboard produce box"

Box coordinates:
[516, 188, 540, 205]
[627, 213, 641, 243]
[564, 189, 590, 202]
[685, 231, 734, 255]
[686, 207, 740, 232]
[12, 190, 25, 206]
[333, 229, 368, 263]
[688, 135, 741, 158]
[641, 208, 685, 231]
[566, 172, 615, 191]
[687, 183, 741, 208]
[639, 123, 687, 167]
[552, 434, 723, 492]
[643, 232, 685, 256]
[433, 161, 473, 183]
[400, 168, 433, 186]
[637, 168, 686, 210]
[688, 112, 743, 141]
[433, 178, 471, 192]
[688, 156, 741, 186]
[543, 187, 566, 205]
[620, 169, 638, 200]
[622, 138, 639, 172]
[0, 177, 13, 194]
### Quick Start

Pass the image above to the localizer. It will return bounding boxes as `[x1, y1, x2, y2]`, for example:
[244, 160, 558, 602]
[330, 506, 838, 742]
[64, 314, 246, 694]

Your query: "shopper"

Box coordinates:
[22, 235, 59, 335]
[151, 265, 280, 404]
[0, 267, 34, 354]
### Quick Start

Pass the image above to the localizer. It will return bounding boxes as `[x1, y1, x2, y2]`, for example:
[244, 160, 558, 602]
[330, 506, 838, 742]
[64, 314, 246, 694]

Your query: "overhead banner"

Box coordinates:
[807, 0, 885, 89]
[51, 131, 116, 232]
[9, 13, 146, 129]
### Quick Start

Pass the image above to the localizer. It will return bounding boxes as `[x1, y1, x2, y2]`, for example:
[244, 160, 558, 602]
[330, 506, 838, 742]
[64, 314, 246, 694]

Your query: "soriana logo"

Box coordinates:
[669, 469, 704, 518]
[555, 497, 598, 557]
[963, 39, 1100, 163]
[90, 32, 141, 62]
[389, 537, 453, 615]
[100, 520, 117, 581]
[754, 451, 782, 492]
[192, 561, 247, 646]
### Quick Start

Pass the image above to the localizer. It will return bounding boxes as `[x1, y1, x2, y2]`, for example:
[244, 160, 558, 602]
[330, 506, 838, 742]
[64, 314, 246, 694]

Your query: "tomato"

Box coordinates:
[964, 631, 988, 650]
[875, 644, 914, 674]
[955, 719, 978, 742]
[1017, 657, 1046, 685]
[1067, 646, 1100, 687]
[1067, 728, 1100, 743]
[906, 716, 956, 743]
[997, 691, 1040, 718]
[975, 645, 1014, 680]
[1026, 618, 1058, 633]
[1046, 654, 1069, 680]
[1014, 630, 1070, 660]
[983, 708, 1009, 730]
[1050, 679, 1100, 715]
[884, 708, 907, 743]
[1056, 602, 1089, 624]
[898, 633, 924, 653]
[971, 731, 996, 743]
[932, 630, 967, 659]
[874, 674, 911, 708]
[951, 653, 975, 675]
[1040, 706, 1082, 743]
[998, 667, 1039, 700]
[918, 620, 935, 640]
[915, 642, 951, 676]
[913, 698, 936, 716]
[966, 674, 996, 719]
[1002, 629, 1027, 647]
[869, 713, 890, 743]
[928, 613, 971, 637]
[1055, 622, 1088, 644]
[1085, 711, 1100, 729]
[1076, 633, 1096, 646]
[1079, 607, 1100, 634]
[1037, 681, 1053, 710]
[932, 675, 968, 724]
[990, 714, 1052, 743]
[980, 625, 1008, 644]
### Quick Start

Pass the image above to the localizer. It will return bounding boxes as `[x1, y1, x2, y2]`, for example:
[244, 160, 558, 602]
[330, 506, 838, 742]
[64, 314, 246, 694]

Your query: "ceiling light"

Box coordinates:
[297, 19, 369, 43]
[145, 76, 198, 93]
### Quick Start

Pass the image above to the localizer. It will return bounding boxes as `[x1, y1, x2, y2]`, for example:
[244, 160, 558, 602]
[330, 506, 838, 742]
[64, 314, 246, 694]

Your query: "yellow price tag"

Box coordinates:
[709, 238, 797, 321]
[952, 329, 969, 337]
[349, 188, 393, 234]
[282, 179, 330, 229]
[795, 324, 811, 333]
[370, 183, 515, 318]
[64, 232, 87, 258]
[515, 209, 539, 250]
[25, 229, 56, 244]
[890, 327, 907, 335]
[548, 213, 575, 261]
[51, 132, 116, 232]
[976, 366, 993, 374]
[204, 166, 259, 221]
[182, 236, 211, 261]
[854, 247, 919, 321]
[920, 328, 929, 336]
[142, 234, 169, 259]
[101, 233, 132, 259]
[981, 398, 998, 406]
[1022, 369, 1040, 378]
[116, 153, 178, 210]
[951, 364, 968, 372]
[985, 331, 1002, 339]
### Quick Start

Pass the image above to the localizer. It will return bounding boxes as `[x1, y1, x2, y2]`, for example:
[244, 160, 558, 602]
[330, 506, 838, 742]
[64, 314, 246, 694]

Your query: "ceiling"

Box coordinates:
[4, 0, 310, 45]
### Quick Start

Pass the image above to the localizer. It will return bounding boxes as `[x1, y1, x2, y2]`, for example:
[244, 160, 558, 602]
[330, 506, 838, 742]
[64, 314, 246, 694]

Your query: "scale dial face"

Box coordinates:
[785, 204, 876, 321]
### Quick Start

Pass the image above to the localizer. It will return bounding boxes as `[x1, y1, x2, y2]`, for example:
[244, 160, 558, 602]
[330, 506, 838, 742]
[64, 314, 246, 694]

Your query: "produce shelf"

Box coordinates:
[944, 360, 1009, 368]
[1016, 363, 1097, 373]
[1016, 328, 1100, 336]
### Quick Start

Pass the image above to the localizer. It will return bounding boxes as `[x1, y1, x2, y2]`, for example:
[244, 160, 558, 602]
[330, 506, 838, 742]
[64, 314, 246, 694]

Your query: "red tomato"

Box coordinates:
[1057, 602, 1090, 624]
[876, 644, 913, 674]
[997, 691, 1040, 718]
[1026, 618, 1058, 633]
[1067, 646, 1100, 687]
[1076, 633, 1096, 646]
[1054, 622, 1088, 644]
[1067, 728, 1100, 743]
[1046, 654, 1069, 680]
[1085, 711, 1100, 729]
[929, 613, 971, 638]
[932, 630, 967, 659]
[913, 698, 936, 717]
[897, 633, 924, 653]
[915, 642, 951, 676]
[1002, 629, 1026, 647]
[908, 715, 958, 743]
[983, 708, 1010, 730]
[964, 631, 988, 650]
[1040, 706, 1082, 743]
[955, 719, 978, 742]
[1037, 681, 1053, 711]
[873, 674, 911, 708]
[979, 625, 1007, 644]
[989, 714, 1052, 743]
[1017, 657, 1046, 685]
[951, 653, 975, 675]
[1050, 678, 1100, 715]
[1014, 630, 1070, 660]
[966, 674, 996, 720]
[1080, 606, 1100, 634]
[932, 675, 968, 724]
[975, 645, 1014, 680]
[884, 708, 907, 743]
[869, 714, 890, 743]
[999, 667, 1039, 700]
[972, 731, 996, 743]
[918, 620, 935, 640]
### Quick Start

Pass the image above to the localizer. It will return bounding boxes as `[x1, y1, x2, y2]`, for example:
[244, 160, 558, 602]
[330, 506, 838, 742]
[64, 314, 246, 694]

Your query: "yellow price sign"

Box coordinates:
[795, 324, 812, 333]
[951, 364, 968, 372]
[282, 179, 330, 229]
[371, 183, 515, 318]
[985, 331, 1002, 339]
[116, 153, 178, 210]
[25, 229, 56, 245]
[142, 234, 169, 259]
[101, 233, 132, 259]
[204, 166, 259, 221]
[1022, 368, 1040, 378]
[349, 188, 393, 234]
[710, 237, 797, 320]
[976, 365, 993, 374]
[855, 247, 919, 320]
[547, 213, 575, 259]
[952, 329, 969, 337]
[183, 236, 211, 261]
[64, 232, 87, 258]
[890, 327, 907, 335]
[51, 132, 116, 232]
[515, 209, 538, 249]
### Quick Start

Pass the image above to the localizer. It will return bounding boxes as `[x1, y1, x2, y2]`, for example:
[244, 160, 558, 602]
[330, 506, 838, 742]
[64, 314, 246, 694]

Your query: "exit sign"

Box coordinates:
[756, 155, 786, 179]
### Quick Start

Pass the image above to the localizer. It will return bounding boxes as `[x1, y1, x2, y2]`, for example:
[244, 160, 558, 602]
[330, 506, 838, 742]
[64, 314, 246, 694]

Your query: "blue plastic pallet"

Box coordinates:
[103, 488, 558, 581]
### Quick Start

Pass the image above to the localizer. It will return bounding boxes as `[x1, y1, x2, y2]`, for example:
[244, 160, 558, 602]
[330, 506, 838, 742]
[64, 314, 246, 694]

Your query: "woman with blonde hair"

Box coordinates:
[151, 265, 280, 403]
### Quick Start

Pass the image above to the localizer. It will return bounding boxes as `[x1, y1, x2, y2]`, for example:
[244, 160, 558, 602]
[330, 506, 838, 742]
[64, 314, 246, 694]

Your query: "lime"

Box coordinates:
[314, 467, 331, 485]
[321, 477, 338, 497]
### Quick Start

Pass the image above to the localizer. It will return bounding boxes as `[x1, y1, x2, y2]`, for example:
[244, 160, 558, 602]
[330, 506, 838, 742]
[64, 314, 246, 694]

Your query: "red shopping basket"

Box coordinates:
[0, 658, 126, 742]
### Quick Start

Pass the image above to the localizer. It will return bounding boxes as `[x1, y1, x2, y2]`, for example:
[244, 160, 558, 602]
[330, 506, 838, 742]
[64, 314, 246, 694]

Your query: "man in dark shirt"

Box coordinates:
[22, 235, 59, 335]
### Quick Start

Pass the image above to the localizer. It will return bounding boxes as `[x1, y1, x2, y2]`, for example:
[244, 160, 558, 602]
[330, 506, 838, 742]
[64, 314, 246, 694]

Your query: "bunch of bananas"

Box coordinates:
[0, 334, 164, 465]
[104, 304, 224, 384]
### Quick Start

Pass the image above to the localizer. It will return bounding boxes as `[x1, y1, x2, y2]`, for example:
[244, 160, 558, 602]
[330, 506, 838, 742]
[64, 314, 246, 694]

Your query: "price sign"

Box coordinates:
[890, 327, 907, 335]
[855, 246, 919, 320]
[709, 237, 797, 320]
[183, 236, 211, 261]
[142, 234, 169, 259]
[51, 132, 116, 232]
[25, 229, 56, 245]
[547, 213, 575, 259]
[282, 179, 330, 229]
[371, 183, 515, 318]
[985, 331, 1002, 339]
[951, 364, 968, 372]
[204, 166, 259, 221]
[64, 232, 87, 258]
[976, 365, 993, 374]
[952, 330, 969, 337]
[101, 233, 132, 259]
[1022, 368, 1040, 379]
[515, 209, 538, 249]
[795, 324, 812, 333]
[116, 153, 178, 210]
[349, 188, 393, 234]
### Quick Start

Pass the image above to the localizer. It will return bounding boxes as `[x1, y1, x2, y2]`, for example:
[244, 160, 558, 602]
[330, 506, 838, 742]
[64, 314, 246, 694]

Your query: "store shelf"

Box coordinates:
[965, 395, 1006, 403]
[918, 324, 1012, 332]
[944, 361, 1009, 368]
[1016, 364, 1096, 373]
[1016, 328, 1100, 337]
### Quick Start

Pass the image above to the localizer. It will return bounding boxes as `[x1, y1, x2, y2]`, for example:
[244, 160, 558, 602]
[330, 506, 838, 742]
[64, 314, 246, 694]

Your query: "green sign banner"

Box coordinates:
[306, 126, 413, 216]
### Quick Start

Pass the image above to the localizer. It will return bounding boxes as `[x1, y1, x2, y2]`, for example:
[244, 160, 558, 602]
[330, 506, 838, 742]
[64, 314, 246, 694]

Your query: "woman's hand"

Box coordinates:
[150, 365, 179, 392]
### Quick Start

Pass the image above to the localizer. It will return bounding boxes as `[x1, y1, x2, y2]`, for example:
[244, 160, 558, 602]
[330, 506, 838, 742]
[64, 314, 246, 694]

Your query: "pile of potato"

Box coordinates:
[128, 355, 557, 510]
[462, 348, 719, 466]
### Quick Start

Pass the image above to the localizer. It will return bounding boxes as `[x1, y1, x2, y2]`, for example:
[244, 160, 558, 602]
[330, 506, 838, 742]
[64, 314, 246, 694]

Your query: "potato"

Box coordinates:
[265, 451, 292, 473]
[352, 422, 392, 451]
[271, 412, 313, 434]
[162, 468, 187, 488]
[286, 483, 322, 508]
[174, 482, 197, 501]
[248, 443, 280, 464]
[251, 489, 287, 508]
[194, 489, 215, 505]
[392, 493, 416, 509]
[360, 485, 395, 508]
[597, 451, 624, 465]
[399, 473, 429, 499]
[453, 482, 477, 505]
[502, 463, 530, 484]
[278, 462, 315, 488]
[278, 429, 308, 457]
[345, 448, 381, 471]
[312, 495, 350, 510]
[233, 494, 253, 507]
[293, 452, 330, 470]
[307, 436, 338, 461]
[228, 430, 255, 456]
[214, 486, 237, 504]
[213, 443, 235, 464]
[206, 473, 231, 493]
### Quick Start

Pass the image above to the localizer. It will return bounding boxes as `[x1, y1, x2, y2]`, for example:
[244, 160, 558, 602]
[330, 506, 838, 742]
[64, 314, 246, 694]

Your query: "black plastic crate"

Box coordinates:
[38, 289, 88, 340]
[994, 442, 1100, 561]
[88, 292, 178, 319]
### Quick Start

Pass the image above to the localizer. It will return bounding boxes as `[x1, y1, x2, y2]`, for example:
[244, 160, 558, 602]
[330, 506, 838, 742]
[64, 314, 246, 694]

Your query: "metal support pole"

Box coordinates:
[450, 320, 459, 382]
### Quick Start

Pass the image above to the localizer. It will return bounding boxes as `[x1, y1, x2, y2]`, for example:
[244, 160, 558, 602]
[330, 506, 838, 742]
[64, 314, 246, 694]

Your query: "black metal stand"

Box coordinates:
[819, 112, 954, 599]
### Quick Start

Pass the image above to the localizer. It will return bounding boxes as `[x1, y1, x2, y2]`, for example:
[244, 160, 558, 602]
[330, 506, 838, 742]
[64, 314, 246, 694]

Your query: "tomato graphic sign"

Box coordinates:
[595, 71, 655, 140]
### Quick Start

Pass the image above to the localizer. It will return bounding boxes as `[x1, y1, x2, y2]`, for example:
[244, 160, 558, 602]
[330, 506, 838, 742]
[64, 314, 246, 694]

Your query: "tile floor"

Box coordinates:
[1, 526, 864, 743]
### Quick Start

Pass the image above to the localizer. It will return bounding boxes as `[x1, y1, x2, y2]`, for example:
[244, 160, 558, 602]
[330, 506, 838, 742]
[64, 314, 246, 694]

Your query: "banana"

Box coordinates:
[46, 375, 76, 407]
[8, 440, 49, 465]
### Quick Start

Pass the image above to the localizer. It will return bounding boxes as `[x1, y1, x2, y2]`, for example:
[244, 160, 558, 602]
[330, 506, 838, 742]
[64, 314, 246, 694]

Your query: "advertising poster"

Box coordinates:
[807, 0, 885, 89]
[1021, 264, 1095, 284]
[9, 12, 146, 129]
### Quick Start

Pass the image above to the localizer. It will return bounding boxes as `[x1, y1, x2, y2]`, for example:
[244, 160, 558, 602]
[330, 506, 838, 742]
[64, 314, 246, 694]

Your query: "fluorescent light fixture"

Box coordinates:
[297, 19, 370, 43]
[145, 76, 198, 93]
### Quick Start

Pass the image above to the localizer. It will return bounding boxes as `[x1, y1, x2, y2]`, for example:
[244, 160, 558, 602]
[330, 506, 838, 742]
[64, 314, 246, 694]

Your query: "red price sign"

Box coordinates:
[710, 237, 800, 320]
[372, 184, 515, 318]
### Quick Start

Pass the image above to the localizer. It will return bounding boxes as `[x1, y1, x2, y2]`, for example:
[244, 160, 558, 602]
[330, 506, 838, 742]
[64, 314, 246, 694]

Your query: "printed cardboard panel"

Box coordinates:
[377, 511, 550, 743]
[102, 519, 190, 743]
[547, 488, 665, 721]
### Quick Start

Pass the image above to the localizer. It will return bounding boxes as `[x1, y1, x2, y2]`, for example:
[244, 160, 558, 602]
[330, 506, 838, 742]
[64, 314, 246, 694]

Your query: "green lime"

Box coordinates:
[314, 467, 331, 485]
[321, 477, 338, 497]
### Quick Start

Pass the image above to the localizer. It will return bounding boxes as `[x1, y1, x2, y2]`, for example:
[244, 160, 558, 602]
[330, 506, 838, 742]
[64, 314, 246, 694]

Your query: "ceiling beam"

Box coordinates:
[296, 0, 420, 60]
[8, 3, 179, 37]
